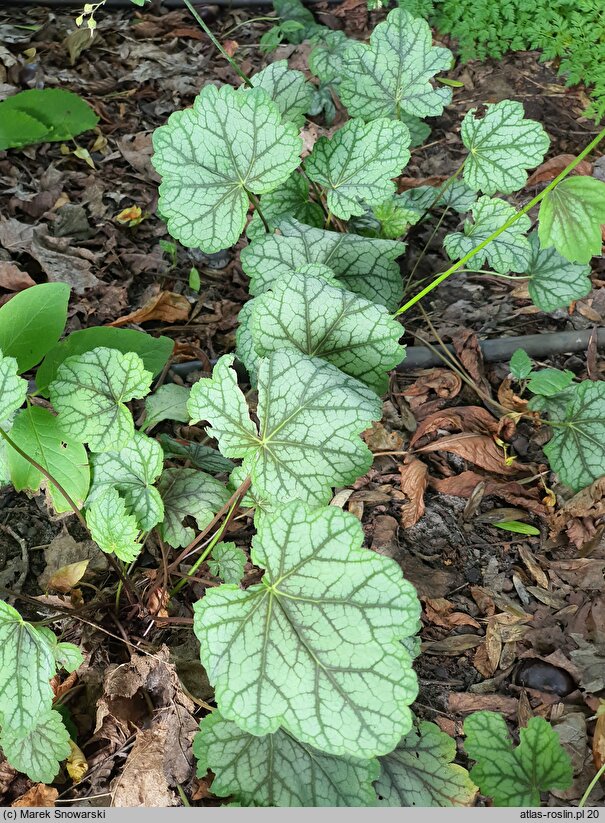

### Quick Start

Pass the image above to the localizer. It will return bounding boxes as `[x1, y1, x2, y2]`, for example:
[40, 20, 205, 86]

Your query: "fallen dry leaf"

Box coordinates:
[518, 545, 548, 589]
[46, 560, 89, 593]
[527, 154, 592, 186]
[423, 597, 480, 630]
[399, 457, 428, 527]
[593, 710, 605, 771]
[109, 290, 190, 326]
[0, 261, 36, 292]
[400, 368, 462, 418]
[223, 39, 239, 57]
[363, 420, 406, 452]
[452, 329, 492, 399]
[422, 634, 483, 655]
[430, 471, 547, 515]
[12, 784, 58, 807]
[498, 378, 530, 413]
[409, 405, 500, 448]
[448, 692, 518, 717]
[417, 432, 519, 475]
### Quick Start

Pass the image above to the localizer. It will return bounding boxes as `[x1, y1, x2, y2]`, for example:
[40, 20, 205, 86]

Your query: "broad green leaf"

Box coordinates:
[6, 406, 90, 514]
[305, 118, 410, 219]
[398, 113, 431, 148]
[246, 173, 324, 239]
[250, 61, 313, 128]
[36, 327, 173, 396]
[0, 352, 27, 422]
[376, 721, 477, 806]
[339, 9, 452, 121]
[538, 176, 605, 264]
[464, 712, 572, 807]
[527, 368, 574, 397]
[0, 710, 71, 784]
[51, 641, 84, 673]
[461, 101, 549, 195]
[509, 349, 532, 380]
[443, 196, 531, 273]
[89, 432, 164, 531]
[50, 347, 152, 452]
[158, 435, 234, 474]
[373, 201, 419, 238]
[273, 0, 320, 43]
[194, 501, 419, 756]
[152, 84, 302, 253]
[0, 600, 57, 733]
[0, 109, 49, 151]
[249, 270, 405, 394]
[309, 30, 350, 85]
[194, 711, 380, 806]
[541, 381, 605, 492]
[188, 352, 381, 507]
[85, 487, 142, 563]
[493, 521, 540, 536]
[0, 283, 69, 373]
[524, 233, 592, 312]
[208, 542, 246, 585]
[240, 217, 405, 310]
[0, 89, 98, 142]
[144, 384, 190, 431]
[157, 468, 231, 548]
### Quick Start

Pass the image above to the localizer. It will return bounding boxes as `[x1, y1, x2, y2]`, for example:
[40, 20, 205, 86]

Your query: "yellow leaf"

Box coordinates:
[47, 560, 89, 593]
[67, 741, 88, 782]
[73, 146, 95, 168]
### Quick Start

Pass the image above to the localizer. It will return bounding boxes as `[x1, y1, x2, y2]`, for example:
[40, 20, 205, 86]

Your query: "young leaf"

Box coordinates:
[493, 521, 540, 536]
[249, 270, 405, 394]
[309, 30, 350, 85]
[524, 233, 592, 312]
[527, 368, 574, 397]
[0, 109, 49, 151]
[0, 351, 27, 422]
[0, 710, 71, 784]
[85, 487, 142, 563]
[0, 89, 98, 143]
[152, 84, 302, 253]
[339, 9, 453, 120]
[6, 406, 90, 514]
[464, 712, 572, 806]
[194, 501, 420, 757]
[188, 352, 381, 507]
[509, 348, 532, 380]
[158, 435, 235, 474]
[273, 0, 320, 43]
[49, 347, 152, 452]
[144, 384, 190, 431]
[0, 282, 69, 373]
[444, 196, 531, 273]
[240, 216, 405, 310]
[305, 118, 411, 219]
[89, 432, 164, 531]
[376, 721, 477, 806]
[194, 711, 380, 806]
[250, 61, 313, 128]
[246, 174, 324, 239]
[207, 541, 247, 585]
[157, 468, 231, 548]
[538, 176, 605, 264]
[461, 100, 549, 195]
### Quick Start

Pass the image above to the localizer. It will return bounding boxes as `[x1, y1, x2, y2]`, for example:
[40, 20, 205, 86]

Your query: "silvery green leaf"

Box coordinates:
[538, 176, 605, 264]
[339, 9, 452, 121]
[158, 434, 234, 474]
[86, 487, 142, 563]
[194, 501, 419, 756]
[49, 347, 152, 452]
[305, 118, 411, 219]
[144, 384, 190, 431]
[194, 711, 379, 806]
[157, 468, 231, 548]
[524, 233, 592, 312]
[207, 541, 246, 585]
[250, 61, 313, 128]
[0, 710, 71, 784]
[246, 173, 324, 239]
[0, 351, 27, 422]
[89, 432, 164, 531]
[309, 30, 350, 85]
[273, 0, 320, 43]
[443, 196, 531, 273]
[235, 300, 261, 385]
[398, 113, 431, 147]
[241, 217, 405, 310]
[249, 270, 405, 394]
[188, 352, 381, 507]
[152, 84, 302, 253]
[462, 100, 549, 195]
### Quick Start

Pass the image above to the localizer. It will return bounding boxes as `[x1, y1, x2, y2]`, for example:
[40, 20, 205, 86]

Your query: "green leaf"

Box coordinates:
[0, 600, 57, 733]
[376, 721, 477, 806]
[157, 468, 231, 548]
[49, 347, 153, 452]
[527, 368, 574, 397]
[240, 217, 405, 310]
[538, 176, 605, 264]
[464, 712, 572, 806]
[194, 501, 419, 756]
[0, 283, 69, 373]
[152, 84, 302, 253]
[524, 233, 592, 312]
[144, 384, 190, 431]
[509, 349, 532, 380]
[207, 542, 246, 585]
[249, 270, 405, 394]
[158, 434, 235, 474]
[194, 711, 379, 806]
[36, 327, 173, 396]
[88, 432, 164, 531]
[273, 0, 320, 43]
[6, 406, 90, 514]
[339, 9, 452, 120]
[0, 89, 98, 145]
[246, 173, 324, 240]
[443, 196, 531, 273]
[250, 61, 313, 128]
[309, 30, 350, 85]
[493, 521, 540, 536]
[188, 352, 381, 507]
[0, 109, 50, 151]
[373, 200, 418, 238]
[305, 118, 411, 219]
[461, 100, 549, 195]
[51, 641, 84, 673]
[85, 487, 142, 563]
[0, 710, 71, 783]
[235, 299, 262, 385]
[0, 352, 27, 422]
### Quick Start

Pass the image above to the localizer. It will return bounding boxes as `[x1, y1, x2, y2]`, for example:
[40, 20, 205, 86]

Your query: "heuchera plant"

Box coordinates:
[0, 0, 595, 804]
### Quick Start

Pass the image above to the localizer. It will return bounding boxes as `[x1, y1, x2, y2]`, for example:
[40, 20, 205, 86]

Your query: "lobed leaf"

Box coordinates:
[524, 233, 592, 312]
[250, 61, 313, 128]
[0, 710, 71, 784]
[246, 173, 324, 239]
[207, 542, 247, 585]
[309, 31, 350, 85]
[538, 176, 605, 264]
[144, 384, 191, 431]
[85, 487, 142, 563]
[0, 351, 27, 422]
[157, 468, 231, 548]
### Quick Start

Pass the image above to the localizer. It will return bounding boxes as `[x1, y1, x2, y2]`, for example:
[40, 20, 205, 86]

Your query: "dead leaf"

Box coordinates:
[593, 710, 605, 771]
[111, 725, 179, 807]
[498, 378, 529, 413]
[409, 405, 500, 448]
[417, 432, 519, 475]
[430, 470, 547, 515]
[423, 597, 480, 629]
[527, 154, 592, 186]
[117, 133, 160, 180]
[12, 785, 58, 807]
[370, 515, 399, 558]
[518, 546, 548, 589]
[46, 560, 89, 593]
[363, 420, 405, 452]
[39, 532, 107, 591]
[452, 329, 492, 398]
[109, 291, 190, 326]
[422, 634, 483, 654]
[0, 261, 36, 292]
[223, 39, 239, 57]
[399, 457, 428, 528]
[448, 692, 518, 717]
[550, 476, 605, 544]
[400, 368, 462, 418]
